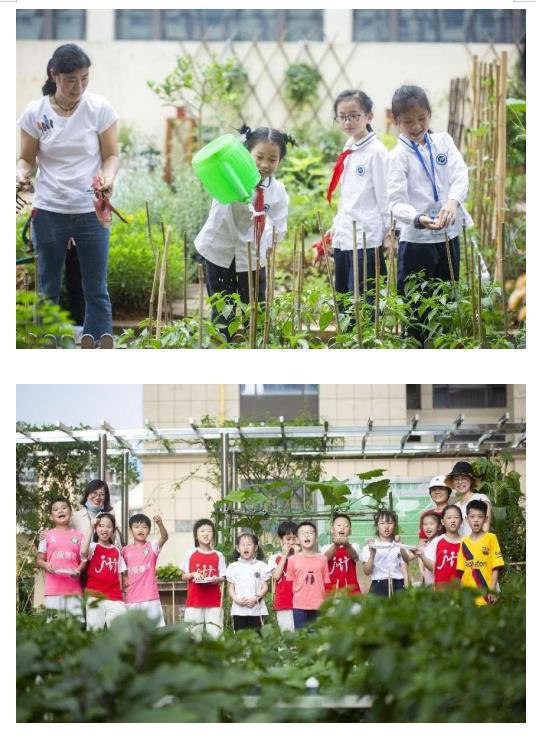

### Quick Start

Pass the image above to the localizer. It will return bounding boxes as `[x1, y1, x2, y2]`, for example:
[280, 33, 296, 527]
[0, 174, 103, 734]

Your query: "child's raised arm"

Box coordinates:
[81, 517, 99, 559]
[153, 514, 169, 547]
[362, 540, 377, 576]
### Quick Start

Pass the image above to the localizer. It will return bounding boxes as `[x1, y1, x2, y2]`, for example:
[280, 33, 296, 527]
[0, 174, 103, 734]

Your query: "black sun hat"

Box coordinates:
[444, 461, 480, 489]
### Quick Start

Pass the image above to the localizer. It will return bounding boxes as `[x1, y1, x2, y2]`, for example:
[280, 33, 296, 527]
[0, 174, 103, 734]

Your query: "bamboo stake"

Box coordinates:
[362, 230, 368, 298]
[183, 231, 188, 318]
[500, 222, 509, 339]
[477, 253, 484, 345]
[462, 224, 476, 340]
[495, 50, 508, 285]
[291, 228, 298, 331]
[263, 249, 272, 348]
[445, 234, 464, 338]
[254, 238, 261, 334]
[263, 227, 278, 347]
[145, 203, 160, 336]
[375, 245, 380, 339]
[246, 241, 256, 349]
[197, 263, 204, 349]
[316, 211, 341, 334]
[295, 226, 305, 333]
[155, 226, 172, 340]
[352, 221, 363, 348]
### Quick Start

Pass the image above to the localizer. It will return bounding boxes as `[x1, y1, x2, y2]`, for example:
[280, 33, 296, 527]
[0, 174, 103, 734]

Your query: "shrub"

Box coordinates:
[156, 564, 183, 581]
[16, 292, 74, 348]
[107, 210, 186, 315]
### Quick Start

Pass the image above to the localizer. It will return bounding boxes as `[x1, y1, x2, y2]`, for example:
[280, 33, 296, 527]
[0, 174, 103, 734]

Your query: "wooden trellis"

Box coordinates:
[169, 36, 366, 130]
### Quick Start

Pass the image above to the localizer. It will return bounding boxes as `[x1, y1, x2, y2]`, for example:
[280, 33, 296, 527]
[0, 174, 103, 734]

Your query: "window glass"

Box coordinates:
[353, 10, 390, 42]
[54, 10, 85, 40]
[432, 385, 507, 409]
[285, 10, 323, 41]
[16, 9, 45, 39]
[240, 385, 318, 396]
[406, 385, 421, 410]
[116, 9, 154, 40]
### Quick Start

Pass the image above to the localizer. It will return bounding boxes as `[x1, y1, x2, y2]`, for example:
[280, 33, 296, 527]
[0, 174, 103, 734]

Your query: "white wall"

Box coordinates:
[16, 38, 518, 151]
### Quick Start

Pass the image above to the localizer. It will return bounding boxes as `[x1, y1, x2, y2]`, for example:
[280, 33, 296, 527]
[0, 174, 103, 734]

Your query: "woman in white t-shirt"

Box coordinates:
[16, 44, 119, 347]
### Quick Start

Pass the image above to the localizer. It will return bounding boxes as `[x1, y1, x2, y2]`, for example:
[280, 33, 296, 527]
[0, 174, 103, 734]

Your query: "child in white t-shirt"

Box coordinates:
[226, 533, 270, 632]
[362, 510, 415, 596]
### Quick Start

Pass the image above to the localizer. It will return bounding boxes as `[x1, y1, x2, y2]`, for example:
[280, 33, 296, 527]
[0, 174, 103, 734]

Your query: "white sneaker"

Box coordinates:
[80, 334, 96, 349]
[99, 333, 114, 349]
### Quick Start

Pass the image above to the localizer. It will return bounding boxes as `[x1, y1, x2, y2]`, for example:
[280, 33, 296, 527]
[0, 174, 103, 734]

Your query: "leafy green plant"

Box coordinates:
[156, 564, 183, 581]
[471, 455, 525, 567]
[17, 578, 525, 722]
[148, 53, 249, 139]
[284, 63, 322, 108]
[16, 292, 74, 349]
[108, 210, 187, 315]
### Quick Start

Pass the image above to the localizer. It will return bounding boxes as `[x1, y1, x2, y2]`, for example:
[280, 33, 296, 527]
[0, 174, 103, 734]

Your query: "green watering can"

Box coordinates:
[192, 134, 260, 204]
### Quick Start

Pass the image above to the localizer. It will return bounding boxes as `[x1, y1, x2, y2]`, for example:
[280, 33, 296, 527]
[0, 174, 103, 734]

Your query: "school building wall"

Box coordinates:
[16, 10, 519, 147]
[140, 384, 525, 566]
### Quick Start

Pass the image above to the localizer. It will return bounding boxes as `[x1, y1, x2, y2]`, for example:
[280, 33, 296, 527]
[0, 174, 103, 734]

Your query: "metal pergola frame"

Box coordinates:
[17, 414, 525, 534]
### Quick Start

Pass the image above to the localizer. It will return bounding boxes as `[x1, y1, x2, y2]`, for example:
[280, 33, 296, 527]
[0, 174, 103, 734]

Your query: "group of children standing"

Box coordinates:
[37, 461, 503, 634]
[195, 84, 472, 346]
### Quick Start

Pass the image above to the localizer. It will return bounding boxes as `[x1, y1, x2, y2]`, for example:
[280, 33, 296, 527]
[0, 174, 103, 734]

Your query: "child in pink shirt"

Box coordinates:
[37, 497, 85, 619]
[122, 513, 169, 627]
[286, 521, 331, 629]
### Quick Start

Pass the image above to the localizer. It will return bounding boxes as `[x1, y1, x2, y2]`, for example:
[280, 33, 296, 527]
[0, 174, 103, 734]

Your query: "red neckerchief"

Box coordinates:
[326, 148, 354, 204]
[253, 185, 266, 244]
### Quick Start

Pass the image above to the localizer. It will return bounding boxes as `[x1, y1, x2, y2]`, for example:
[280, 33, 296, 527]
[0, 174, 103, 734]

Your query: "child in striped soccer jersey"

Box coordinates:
[122, 513, 168, 627]
[37, 497, 85, 619]
[456, 500, 504, 606]
[267, 520, 299, 633]
[182, 519, 226, 640]
[81, 512, 127, 629]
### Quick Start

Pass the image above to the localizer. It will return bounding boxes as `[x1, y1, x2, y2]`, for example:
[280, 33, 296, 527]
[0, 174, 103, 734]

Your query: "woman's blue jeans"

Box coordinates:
[31, 209, 112, 339]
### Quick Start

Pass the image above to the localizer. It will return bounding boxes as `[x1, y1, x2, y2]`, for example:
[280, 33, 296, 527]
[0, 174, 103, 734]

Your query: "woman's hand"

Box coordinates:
[95, 171, 114, 199]
[16, 173, 34, 193]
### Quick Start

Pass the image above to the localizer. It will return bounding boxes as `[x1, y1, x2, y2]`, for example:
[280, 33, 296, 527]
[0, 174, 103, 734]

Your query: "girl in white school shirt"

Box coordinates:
[325, 90, 390, 313]
[387, 84, 473, 347]
[195, 126, 294, 338]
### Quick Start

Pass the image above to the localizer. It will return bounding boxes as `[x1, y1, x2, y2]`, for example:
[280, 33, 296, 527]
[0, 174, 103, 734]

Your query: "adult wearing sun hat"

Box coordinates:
[418, 475, 453, 540]
[445, 461, 491, 536]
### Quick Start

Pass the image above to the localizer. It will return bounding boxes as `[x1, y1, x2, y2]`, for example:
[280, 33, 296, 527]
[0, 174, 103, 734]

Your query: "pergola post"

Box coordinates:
[99, 433, 107, 481]
[220, 431, 229, 500]
[122, 450, 130, 539]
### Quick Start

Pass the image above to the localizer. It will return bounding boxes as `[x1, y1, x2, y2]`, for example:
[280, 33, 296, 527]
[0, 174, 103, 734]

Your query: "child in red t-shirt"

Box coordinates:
[321, 513, 362, 595]
[182, 518, 226, 640]
[36, 497, 85, 620]
[266, 520, 299, 633]
[81, 512, 127, 630]
[415, 504, 462, 589]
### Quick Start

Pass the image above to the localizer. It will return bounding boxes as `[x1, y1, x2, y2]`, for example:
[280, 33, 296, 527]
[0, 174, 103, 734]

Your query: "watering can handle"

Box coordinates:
[224, 164, 254, 204]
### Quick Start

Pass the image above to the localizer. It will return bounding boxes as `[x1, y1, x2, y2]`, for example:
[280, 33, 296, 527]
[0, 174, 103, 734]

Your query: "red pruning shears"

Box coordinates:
[92, 175, 128, 227]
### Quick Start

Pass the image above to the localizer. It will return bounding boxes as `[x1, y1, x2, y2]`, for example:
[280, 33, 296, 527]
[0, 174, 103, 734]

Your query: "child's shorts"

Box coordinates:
[126, 599, 165, 627]
[275, 609, 295, 632]
[86, 597, 126, 630]
[45, 595, 84, 620]
[369, 578, 405, 596]
[183, 607, 223, 639]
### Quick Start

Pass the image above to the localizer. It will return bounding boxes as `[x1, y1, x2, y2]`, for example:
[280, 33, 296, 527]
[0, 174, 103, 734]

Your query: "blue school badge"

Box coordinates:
[356, 164, 366, 176]
[436, 153, 448, 166]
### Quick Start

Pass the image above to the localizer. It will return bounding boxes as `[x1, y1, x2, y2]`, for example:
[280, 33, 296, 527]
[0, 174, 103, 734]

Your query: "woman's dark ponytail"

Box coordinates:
[41, 43, 91, 97]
